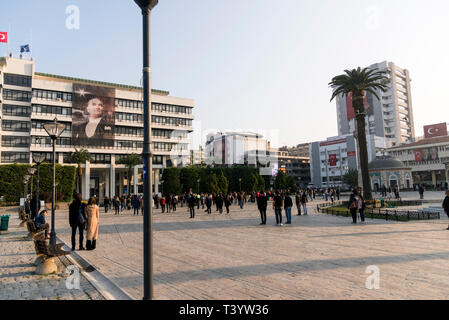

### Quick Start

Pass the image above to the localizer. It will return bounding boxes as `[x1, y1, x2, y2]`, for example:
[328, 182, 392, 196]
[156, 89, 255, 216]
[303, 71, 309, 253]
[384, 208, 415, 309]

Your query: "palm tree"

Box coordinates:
[68, 148, 92, 194]
[118, 153, 142, 195]
[329, 67, 389, 200]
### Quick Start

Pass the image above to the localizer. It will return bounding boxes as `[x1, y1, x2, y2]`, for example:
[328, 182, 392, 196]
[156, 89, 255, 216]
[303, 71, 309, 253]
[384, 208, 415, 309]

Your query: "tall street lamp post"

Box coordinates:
[239, 178, 242, 192]
[33, 152, 46, 218]
[43, 118, 66, 246]
[134, 0, 158, 301]
[197, 179, 200, 194]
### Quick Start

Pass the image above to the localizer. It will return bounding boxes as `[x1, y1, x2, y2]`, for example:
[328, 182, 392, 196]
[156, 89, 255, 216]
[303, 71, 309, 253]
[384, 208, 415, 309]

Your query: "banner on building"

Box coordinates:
[424, 123, 447, 139]
[0, 32, 7, 43]
[347, 151, 356, 157]
[414, 147, 439, 162]
[72, 84, 115, 147]
[329, 154, 337, 167]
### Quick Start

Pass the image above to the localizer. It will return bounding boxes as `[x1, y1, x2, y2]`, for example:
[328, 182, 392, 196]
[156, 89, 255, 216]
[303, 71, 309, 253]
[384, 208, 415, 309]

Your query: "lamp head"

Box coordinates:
[33, 153, 46, 164]
[43, 118, 66, 139]
[28, 168, 37, 175]
[134, 0, 158, 10]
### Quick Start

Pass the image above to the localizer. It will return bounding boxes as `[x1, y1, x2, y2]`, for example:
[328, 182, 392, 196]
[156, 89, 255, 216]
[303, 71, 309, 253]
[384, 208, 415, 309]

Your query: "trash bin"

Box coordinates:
[380, 198, 385, 208]
[0, 215, 11, 231]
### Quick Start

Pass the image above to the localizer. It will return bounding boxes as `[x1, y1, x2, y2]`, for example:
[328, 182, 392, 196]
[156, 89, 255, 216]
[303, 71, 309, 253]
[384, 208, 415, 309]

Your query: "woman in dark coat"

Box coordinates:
[348, 192, 358, 224]
[443, 191, 449, 230]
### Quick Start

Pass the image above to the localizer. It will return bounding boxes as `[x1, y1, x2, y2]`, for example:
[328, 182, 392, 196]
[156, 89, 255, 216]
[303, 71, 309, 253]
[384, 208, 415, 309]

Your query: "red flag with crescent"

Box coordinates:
[329, 154, 337, 167]
[424, 123, 447, 139]
[0, 32, 7, 43]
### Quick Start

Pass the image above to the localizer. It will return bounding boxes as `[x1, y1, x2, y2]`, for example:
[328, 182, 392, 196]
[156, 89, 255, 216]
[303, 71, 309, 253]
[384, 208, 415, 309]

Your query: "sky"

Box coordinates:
[1, 0, 449, 148]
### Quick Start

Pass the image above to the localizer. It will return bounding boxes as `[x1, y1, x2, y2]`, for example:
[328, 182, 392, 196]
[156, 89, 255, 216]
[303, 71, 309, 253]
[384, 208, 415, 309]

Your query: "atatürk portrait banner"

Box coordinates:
[72, 84, 115, 147]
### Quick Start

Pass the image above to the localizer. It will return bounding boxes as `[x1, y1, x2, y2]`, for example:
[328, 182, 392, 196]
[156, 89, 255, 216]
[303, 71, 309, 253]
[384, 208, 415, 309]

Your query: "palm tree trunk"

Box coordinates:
[78, 165, 82, 194]
[354, 96, 373, 200]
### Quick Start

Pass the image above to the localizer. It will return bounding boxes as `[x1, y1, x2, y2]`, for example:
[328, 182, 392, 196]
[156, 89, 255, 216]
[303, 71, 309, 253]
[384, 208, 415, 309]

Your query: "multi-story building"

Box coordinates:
[281, 143, 310, 158]
[309, 134, 388, 189]
[0, 56, 194, 201]
[388, 135, 449, 190]
[336, 61, 415, 148]
[278, 146, 311, 188]
[188, 146, 205, 166]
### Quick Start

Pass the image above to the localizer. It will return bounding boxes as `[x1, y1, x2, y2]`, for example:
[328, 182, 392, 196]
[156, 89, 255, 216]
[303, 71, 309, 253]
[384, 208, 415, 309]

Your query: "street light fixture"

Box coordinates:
[197, 179, 200, 194]
[43, 118, 66, 246]
[28, 168, 37, 204]
[33, 152, 46, 218]
[239, 178, 242, 192]
[134, 0, 158, 301]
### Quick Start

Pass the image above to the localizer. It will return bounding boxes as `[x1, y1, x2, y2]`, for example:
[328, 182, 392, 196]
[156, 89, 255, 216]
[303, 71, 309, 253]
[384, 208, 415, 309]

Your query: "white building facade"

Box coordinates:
[0, 56, 194, 201]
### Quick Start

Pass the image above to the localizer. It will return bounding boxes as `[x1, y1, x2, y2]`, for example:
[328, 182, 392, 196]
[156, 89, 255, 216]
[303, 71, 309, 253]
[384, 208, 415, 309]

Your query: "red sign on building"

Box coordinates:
[347, 151, 356, 157]
[329, 154, 337, 167]
[414, 149, 423, 162]
[424, 123, 447, 139]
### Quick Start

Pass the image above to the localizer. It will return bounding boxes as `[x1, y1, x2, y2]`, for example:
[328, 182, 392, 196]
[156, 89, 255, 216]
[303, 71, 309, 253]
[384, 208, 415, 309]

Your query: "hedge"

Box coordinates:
[0, 164, 76, 203]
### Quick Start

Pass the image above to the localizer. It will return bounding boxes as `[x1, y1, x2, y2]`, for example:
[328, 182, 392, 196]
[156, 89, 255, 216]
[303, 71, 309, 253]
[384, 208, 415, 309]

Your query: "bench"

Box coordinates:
[32, 233, 71, 274]
[25, 219, 44, 240]
[18, 208, 29, 226]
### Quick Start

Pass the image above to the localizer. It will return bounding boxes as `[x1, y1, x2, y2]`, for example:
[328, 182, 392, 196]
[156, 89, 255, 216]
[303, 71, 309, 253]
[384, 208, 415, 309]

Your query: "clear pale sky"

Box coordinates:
[1, 0, 448, 147]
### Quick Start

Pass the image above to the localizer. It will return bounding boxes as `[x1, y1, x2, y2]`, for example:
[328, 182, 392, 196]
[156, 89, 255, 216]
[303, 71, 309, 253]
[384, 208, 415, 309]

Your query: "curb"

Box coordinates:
[56, 237, 133, 300]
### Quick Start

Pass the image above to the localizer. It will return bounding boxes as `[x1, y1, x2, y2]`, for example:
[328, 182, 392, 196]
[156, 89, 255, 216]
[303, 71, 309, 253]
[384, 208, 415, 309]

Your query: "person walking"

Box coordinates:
[419, 184, 425, 200]
[301, 191, 308, 215]
[348, 192, 358, 224]
[161, 196, 166, 213]
[34, 210, 50, 240]
[273, 191, 284, 226]
[104, 196, 110, 213]
[284, 192, 293, 224]
[132, 195, 140, 215]
[358, 194, 366, 223]
[295, 191, 302, 216]
[205, 194, 212, 214]
[113, 196, 120, 215]
[69, 193, 86, 251]
[85, 197, 100, 251]
[216, 194, 224, 214]
[257, 191, 267, 225]
[336, 186, 341, 201]
[443, 191, 449, 230]
[188, 192, 196, 219]
[224, 195, 232, 214]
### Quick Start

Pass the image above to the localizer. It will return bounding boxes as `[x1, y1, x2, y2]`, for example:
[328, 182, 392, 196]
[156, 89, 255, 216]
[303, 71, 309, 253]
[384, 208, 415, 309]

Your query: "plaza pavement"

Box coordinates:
[0, 207, 104, 300]
[50, 191, 449, 300]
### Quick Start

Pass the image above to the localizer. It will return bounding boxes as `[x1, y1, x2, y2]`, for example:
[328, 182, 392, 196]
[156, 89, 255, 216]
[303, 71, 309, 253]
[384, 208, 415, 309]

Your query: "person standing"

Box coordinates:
[69, 193, 86, 251]
[419, 184, 425, 200]
[358, 194, 366, 223]
[336, 186, 341, 201]
[224, 195, 232, 214]
[173, 195, 178, 212]
[284, 192, 293, 225]
[205, 194, 212, 214]
[188, 191, 196, 219]
[273, 191, 284, 226]
[161, 196, 166, 213]
[132, 195, 140, 215]
[257, 191, 267, 225]
[443, 191, 449, 230]
[301, 191, 308, 215]
[85, 197, 100, 251]
[104, 196, 110, 213]
[348, 192, 358, 224]
[295, 191, 302, 216]
[216, 194, 224, 214]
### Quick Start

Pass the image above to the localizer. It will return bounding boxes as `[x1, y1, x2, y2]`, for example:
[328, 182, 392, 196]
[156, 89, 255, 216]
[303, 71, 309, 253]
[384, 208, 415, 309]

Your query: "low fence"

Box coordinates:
[316, 205, 440, 222]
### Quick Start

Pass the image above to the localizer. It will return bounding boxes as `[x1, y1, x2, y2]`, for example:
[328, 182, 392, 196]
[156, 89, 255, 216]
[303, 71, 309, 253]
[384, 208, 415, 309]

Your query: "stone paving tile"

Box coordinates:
[0, 211, 105, 300]
[46, 192, 449, 300]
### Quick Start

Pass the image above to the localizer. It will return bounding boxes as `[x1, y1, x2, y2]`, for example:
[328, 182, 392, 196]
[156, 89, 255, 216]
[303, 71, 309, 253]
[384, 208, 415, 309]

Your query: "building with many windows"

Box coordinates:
[0, 56, 194, 201]
[336, 61, 415, 148]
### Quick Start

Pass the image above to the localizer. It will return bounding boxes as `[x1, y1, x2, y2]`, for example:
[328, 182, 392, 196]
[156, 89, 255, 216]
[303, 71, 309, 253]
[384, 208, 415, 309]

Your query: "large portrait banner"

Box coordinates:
[72, 84, 115, 147]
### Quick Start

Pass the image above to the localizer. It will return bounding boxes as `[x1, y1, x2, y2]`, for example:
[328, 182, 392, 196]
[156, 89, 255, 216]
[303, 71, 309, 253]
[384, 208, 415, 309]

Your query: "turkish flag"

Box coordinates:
[424, 123, 447, 139]
[0, 32, 7, 43]
[329, 154, 337, 167]
[414, 150, 423, 162]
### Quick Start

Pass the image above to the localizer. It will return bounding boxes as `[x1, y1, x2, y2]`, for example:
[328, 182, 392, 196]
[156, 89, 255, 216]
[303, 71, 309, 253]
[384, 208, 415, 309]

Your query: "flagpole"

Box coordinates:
[7, 24, 11, 56]
[30, 29, 33, 58]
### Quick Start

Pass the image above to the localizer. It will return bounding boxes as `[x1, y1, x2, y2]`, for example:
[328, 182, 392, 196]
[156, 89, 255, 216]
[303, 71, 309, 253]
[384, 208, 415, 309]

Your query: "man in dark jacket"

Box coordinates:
[188, 192, 196, 219]
[257, 191, 268, 225]
[34, 210, 49, 239]
[443, 191, 449, 230]
[348, 192, 358, 224]
[69, 193, 86, 251]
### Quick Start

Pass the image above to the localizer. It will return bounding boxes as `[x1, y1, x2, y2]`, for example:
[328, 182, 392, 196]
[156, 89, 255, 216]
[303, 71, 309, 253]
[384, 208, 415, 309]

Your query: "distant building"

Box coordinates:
[336, 61, 415, 148]
[309, 134, 388, 189]
[187, 146, 205, 166]
[369, 157, 413, 191]
[278, 145, 311, 188]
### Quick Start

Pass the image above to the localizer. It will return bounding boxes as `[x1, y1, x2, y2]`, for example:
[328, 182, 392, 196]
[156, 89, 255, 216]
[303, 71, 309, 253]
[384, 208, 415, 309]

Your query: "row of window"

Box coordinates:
[152, 116, 192, 127]
[153, 142, 188, 152]
[2, 136, 30, 148]
[3, 89, 32, 102]
[1, 152, 29, 163]
[32, 104, 72, 116]
[3, 73, 32, 87]
[153, 103, 192, 115]
[2, 120, 31, 132]
[2, 105, 31, 117]
[32, 89, 73, 102]
[31, 136, 72, 147]
[116, 112, 143, 123]
[31, 120, 72, 132]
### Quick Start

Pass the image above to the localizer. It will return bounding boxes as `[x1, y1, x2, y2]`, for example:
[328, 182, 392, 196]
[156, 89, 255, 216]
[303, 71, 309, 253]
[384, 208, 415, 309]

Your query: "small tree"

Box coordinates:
[161, 167, 181, 196]
[257, 174, 265, 191]
[218, 171, 229, 194]
[67, 148, 92, 194]
[274, 170, 287, 191]
[343, 169, 359, 189]
[286, 176, 298, 194]
[118, 153, 142, 195]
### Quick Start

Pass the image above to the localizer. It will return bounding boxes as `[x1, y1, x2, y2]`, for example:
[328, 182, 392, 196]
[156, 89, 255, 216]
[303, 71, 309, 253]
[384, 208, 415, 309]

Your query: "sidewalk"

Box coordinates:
[0, 209, 105, 300]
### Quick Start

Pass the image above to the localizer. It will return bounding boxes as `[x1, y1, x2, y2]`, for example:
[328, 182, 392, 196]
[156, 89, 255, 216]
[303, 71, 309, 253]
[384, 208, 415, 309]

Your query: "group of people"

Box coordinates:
[68, 193, 100, 251]
[322, 187, 341, 203]
[104, 194, 143, 216]
[378, 185, 401, 200]
[347, 189, 366, 224]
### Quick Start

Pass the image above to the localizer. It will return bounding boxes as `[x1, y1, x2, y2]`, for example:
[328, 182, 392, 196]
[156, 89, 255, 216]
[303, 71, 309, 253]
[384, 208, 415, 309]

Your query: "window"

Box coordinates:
[90, 154, 111, 164]
[31, 120, 72, 132]
[3, 89, 32, 102]
[116, 126, 143, 136]
[4, 73, 32, 87]
[32, 104, 72, 116]
[1, 152, 29, 163]
[2, 120, 31, 132]
[115, 112, 143, 123]
[152, 116, 192, 127]
[32, 89, 72, 102]
[115, 140, 143, 150]
[1, 136, 30, 147]
[2, 105, 31, 117]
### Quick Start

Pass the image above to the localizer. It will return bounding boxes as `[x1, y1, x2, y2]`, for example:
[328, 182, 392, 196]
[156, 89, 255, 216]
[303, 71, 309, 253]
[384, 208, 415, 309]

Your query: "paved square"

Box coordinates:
[53, 196, 449, 300]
